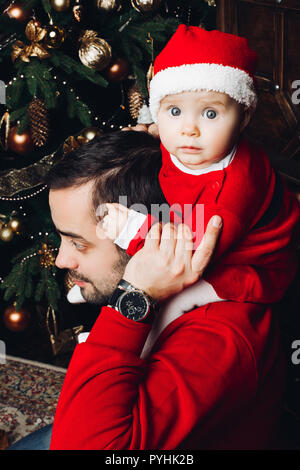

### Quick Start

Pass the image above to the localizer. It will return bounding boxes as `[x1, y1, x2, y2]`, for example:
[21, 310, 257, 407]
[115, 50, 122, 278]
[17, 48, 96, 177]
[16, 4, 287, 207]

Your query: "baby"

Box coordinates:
[69, 25, 300, 314]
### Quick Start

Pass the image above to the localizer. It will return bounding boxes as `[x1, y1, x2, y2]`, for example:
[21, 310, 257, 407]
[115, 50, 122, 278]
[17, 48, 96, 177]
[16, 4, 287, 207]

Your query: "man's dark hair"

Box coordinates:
[44, 130, 166, 221]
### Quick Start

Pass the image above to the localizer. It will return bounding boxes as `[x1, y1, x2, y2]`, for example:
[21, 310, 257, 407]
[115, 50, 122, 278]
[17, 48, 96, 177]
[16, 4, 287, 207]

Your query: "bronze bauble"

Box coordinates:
[50, 0, 71, 12]
[3, 303, 31, 332]
[5, 2, 32, 23]
[7, 126, 33, 155]
[105, 57, 129, 83]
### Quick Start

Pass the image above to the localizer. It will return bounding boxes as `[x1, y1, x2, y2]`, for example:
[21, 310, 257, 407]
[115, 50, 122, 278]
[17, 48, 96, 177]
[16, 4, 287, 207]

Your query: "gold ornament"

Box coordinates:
[73, 0, 83, 21]
[8, 212, 23, 234]
[63, 134, 87, 155]
[3, 302, 31, 332]
[46, 305, 84, 356]
[80, 127, 103, 142]
[147, 62, 154, 91]
[50, 0, 71, 12]
[146, 33, 154, 91]
[64, 272, 75, 291]
[11, 19, 50, 63]
[78, 30, 112, 71]
[95, 0, 122, 12]
[28, 98, 49, 147]
[0, 111, 10, 151]
[0, 225, 14, 242]
[44, 24, 66, 49]
[128, 83, 144, 120]
[131, 0, 161, 13]
[38, 242, 56, 269]
[204, 0, 216, 6]
[62, 127, 102, 155]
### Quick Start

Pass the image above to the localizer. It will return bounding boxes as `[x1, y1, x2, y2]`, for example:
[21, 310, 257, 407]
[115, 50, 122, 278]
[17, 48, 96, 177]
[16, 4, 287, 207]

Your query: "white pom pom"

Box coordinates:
[137, 103, 154, 125]
[67, 284, 86, 304]
[78, 332, 90, 343]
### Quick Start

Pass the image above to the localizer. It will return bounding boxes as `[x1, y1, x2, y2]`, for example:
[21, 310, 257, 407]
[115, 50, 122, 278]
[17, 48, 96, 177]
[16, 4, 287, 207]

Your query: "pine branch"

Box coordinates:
[67, 91, 92, 127]
[1, 240, 60, 310]
[41, 0, 51, 14]
[50, 51, 108, 87]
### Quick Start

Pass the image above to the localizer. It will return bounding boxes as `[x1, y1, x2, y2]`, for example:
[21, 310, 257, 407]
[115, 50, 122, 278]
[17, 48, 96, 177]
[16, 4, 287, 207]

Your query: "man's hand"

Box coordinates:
[122, 123, 159, 138]
[123, 216, 222, 302]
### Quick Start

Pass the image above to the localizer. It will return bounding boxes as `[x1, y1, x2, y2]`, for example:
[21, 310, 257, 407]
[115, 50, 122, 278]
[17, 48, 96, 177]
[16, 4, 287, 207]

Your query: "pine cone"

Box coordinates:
[127, 83, 144, 120]
[28, 98, 49, 147]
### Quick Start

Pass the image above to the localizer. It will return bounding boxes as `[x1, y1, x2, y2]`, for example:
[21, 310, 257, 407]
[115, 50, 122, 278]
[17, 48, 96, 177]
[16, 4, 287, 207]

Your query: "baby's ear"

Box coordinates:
[240, 107, 252, 132]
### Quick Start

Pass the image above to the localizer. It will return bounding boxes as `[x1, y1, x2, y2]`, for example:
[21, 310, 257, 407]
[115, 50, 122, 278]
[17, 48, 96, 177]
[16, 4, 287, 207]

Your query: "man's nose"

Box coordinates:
[55, 244, 79, 270]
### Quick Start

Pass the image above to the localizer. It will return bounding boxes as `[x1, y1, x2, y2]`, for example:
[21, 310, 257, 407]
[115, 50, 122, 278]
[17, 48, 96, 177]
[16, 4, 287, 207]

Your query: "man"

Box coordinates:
[8, 130, 222, 451]
[9, 131, 286, 450]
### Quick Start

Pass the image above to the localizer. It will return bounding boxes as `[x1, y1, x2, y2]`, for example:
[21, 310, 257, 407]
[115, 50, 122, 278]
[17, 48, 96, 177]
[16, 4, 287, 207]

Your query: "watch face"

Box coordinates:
[119, 291, 150, 321]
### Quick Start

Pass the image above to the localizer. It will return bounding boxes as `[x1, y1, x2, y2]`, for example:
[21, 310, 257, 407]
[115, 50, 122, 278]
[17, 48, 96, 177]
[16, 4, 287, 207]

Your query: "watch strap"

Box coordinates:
[107, 281, 159, 324]
[107, 287, 125, 310]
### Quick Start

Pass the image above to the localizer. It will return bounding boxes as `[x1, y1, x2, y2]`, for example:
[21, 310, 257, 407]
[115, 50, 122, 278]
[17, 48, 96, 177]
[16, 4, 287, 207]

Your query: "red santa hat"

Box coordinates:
[149, 25, 258, 122]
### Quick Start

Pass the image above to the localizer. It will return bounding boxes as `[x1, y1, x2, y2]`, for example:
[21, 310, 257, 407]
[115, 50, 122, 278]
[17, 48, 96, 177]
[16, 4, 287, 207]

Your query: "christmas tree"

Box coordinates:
[0, 0, 216, 365]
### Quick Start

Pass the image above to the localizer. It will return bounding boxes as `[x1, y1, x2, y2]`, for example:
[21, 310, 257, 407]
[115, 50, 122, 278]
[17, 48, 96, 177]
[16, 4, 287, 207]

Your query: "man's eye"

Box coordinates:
[203, 109, 217, 119]
[169, 107, 181, 116]
[70, 240, 85, 251]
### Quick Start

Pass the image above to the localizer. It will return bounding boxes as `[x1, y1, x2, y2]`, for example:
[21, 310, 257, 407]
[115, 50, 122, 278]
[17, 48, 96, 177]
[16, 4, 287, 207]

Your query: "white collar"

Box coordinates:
[170, 144, 237, 176]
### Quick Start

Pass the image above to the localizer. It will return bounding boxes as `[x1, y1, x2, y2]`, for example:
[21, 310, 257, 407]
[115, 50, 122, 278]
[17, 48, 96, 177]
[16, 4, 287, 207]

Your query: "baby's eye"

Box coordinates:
[169, 106, 181, 117]
[203, 109, 217, 119]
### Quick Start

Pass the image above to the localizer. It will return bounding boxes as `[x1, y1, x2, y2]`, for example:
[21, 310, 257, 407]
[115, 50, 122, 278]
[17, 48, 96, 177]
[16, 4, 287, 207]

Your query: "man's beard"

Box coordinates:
[69, 248, 130, 305]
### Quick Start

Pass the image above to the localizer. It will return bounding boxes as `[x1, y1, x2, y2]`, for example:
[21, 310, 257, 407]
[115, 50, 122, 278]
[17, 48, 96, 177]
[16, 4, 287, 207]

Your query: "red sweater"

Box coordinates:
[126, 138, 300, 304]
[50, 301, 286, 450]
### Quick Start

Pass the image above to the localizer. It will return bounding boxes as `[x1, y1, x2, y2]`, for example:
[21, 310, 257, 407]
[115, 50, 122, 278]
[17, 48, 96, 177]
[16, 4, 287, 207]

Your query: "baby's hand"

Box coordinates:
[101, 203, 130, 241]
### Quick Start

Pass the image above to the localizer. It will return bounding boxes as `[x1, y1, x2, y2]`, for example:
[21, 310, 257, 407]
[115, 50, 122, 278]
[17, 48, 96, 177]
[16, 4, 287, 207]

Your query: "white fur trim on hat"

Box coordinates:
[149, 63, 257, 122]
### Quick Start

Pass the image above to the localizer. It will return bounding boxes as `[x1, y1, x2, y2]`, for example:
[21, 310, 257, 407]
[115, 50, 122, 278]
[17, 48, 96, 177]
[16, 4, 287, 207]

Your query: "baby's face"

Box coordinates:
[157, 90, 249, 170]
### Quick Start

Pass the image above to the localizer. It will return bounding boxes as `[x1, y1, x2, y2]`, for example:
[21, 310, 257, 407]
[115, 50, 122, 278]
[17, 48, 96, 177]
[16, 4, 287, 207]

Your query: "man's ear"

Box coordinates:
[240, 107, 252, 133]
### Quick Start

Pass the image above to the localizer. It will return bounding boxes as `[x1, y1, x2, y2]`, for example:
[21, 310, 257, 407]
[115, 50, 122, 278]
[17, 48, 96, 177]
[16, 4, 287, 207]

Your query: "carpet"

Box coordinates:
[0, 355, 66, 448]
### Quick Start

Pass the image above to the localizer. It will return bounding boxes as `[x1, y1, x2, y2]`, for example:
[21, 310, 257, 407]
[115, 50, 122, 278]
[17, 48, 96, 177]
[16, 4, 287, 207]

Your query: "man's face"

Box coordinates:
[157, 90, 249, 170]
[49, 181, 130, 305]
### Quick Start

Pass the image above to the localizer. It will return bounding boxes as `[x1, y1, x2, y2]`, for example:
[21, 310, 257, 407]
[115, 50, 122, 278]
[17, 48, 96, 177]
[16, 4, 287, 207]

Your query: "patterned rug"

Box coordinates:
[0, 355, 66, 447]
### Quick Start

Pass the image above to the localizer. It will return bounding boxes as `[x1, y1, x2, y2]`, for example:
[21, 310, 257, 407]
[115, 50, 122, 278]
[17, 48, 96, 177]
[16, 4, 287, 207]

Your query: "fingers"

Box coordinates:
[159, 223, 176, 256]
[144, 222, 162, 250]
[175, 224, 194, 262]
[121, 124, 149, 132]
[144, 222, 177, 256]
[191, 215, 222, 274]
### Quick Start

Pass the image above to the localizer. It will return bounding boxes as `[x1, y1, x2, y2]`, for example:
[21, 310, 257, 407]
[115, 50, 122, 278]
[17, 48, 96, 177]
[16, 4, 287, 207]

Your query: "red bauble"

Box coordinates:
[3, 304, 31, 332]
[105, 57, 129, 83]
[8, 126, 33, 155]
[5, 2, 32, 23]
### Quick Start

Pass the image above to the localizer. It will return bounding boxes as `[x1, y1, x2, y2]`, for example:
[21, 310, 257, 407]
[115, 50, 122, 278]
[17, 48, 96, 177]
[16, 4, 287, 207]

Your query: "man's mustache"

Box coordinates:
[69, 271, 90, 283]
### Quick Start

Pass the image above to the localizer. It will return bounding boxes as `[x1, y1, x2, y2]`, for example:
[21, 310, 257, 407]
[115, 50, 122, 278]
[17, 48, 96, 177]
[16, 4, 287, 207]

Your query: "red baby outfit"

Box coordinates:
[124, 137, 300, 305]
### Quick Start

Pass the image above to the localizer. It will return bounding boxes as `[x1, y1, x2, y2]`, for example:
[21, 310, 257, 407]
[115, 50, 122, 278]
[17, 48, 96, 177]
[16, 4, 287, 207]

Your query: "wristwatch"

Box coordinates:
[107, 279, 159, 324]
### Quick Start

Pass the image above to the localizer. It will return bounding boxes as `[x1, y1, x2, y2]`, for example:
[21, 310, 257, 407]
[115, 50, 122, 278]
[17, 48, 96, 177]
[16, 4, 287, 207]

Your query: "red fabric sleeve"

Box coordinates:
[126, 214, 157, 256]
[49, 304, 263, 450]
